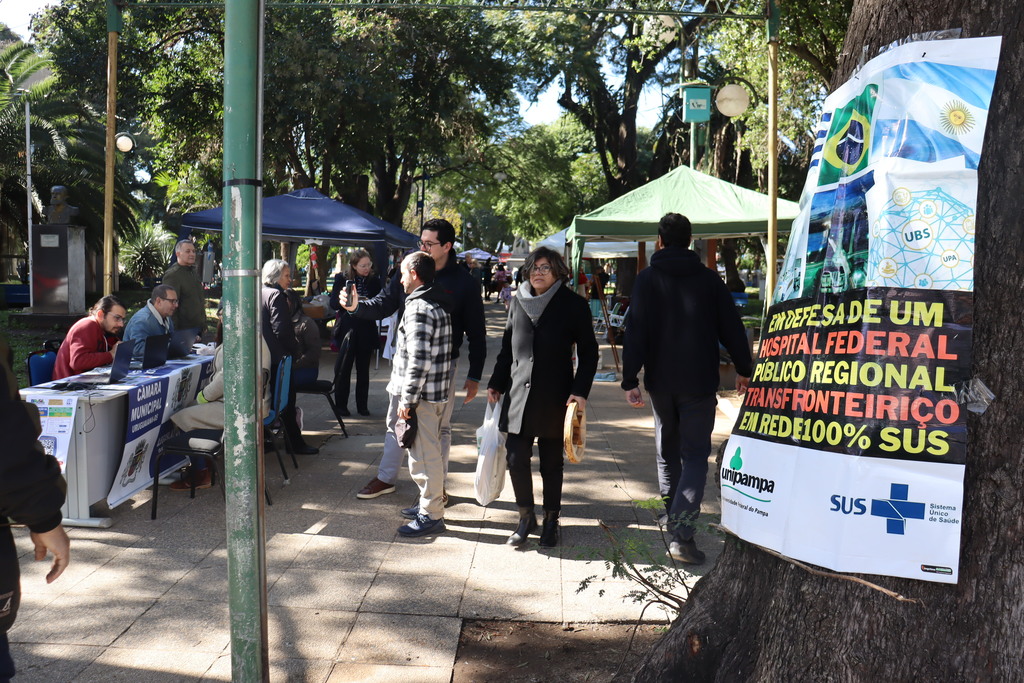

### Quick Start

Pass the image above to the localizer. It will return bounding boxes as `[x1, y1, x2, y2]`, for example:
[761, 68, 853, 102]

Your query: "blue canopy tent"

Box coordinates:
[180, 187, 418, 248]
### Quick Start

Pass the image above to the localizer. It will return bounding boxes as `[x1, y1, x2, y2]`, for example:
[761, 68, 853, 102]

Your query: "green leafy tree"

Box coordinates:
[119, 219, 174, 282]
[0, 40, 137, 278]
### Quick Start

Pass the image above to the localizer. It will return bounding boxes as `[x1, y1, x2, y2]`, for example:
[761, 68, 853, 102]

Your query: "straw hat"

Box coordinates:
[563, 401, 586, 464]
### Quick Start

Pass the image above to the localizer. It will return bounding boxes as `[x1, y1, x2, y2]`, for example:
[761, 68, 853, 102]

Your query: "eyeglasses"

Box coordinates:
[418, 240, 440, 250]
[109, 314, 126, 323]
[163, 298, 180, 305]
[530, 264, 553, 275]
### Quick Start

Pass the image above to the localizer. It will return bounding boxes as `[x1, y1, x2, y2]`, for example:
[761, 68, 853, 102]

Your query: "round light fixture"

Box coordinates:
[115, 132, 136, 153]
[715, 84, 750, 117]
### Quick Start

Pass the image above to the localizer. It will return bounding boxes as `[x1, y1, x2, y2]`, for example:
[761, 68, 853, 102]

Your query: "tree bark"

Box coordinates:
[633, 1, 1024, 680]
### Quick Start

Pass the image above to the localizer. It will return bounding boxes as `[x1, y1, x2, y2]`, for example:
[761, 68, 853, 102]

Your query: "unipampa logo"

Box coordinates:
[720, 446, 776, 502]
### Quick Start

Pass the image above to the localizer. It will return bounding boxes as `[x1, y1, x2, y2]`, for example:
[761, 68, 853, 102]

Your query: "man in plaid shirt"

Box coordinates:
[388, 252, 453, 537]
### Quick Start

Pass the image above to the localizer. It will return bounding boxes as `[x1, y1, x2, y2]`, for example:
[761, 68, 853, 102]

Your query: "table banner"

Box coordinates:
[25, 395, 78, 472]
[723, 36, 1001, 583]
[107, 359, 213, 508]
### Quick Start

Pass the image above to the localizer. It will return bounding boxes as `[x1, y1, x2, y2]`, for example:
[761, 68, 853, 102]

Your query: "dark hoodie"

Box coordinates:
[1, 336, 66, 637]
[621, 245, 753, 395]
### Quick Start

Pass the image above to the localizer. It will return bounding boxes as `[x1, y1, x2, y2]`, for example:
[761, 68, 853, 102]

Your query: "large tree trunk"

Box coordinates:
[633, 1, 1024, 680]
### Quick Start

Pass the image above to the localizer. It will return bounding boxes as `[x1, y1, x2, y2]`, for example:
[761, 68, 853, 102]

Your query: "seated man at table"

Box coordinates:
[122, 284, 178, 360]
[52, 295, 127, 380]
[168, 312, 272, 491]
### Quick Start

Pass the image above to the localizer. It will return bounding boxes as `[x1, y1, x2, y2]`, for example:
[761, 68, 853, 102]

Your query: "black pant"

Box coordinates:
[648, 391, 717, 542]
[506, 432, 564, 512]
[334, 341, 373, 411]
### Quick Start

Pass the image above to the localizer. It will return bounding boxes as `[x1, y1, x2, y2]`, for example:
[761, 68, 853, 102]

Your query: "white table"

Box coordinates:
[22, 355, 214, 527]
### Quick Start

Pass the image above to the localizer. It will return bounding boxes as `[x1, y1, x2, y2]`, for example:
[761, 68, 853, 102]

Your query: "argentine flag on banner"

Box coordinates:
[872, 61, 996, 170]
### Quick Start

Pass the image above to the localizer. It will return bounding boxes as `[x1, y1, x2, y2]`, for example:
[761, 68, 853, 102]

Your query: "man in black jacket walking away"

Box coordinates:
[621, 213, 752, 565]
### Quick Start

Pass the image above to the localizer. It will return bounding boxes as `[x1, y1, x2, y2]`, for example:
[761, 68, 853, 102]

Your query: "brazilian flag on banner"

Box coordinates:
[818, 84, 878, 187]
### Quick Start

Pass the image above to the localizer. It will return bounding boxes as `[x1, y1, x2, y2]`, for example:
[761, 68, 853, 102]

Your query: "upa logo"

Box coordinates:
[720, 446, 776, 502]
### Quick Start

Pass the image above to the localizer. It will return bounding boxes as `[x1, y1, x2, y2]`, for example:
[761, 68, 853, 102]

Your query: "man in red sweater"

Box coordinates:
[52, 295, 127, 380]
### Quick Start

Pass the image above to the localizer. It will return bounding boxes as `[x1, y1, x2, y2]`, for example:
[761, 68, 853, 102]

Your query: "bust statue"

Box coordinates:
[43, 185, 79, 224]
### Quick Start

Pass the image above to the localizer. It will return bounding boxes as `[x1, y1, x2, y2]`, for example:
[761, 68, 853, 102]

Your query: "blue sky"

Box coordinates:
[2, 0, 662, 127]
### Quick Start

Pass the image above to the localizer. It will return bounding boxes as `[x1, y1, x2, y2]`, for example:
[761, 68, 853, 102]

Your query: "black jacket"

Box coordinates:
[352, 254, 487, 381]
[621, 246, 753, 395]
[488, 285, 599, 438]
[0, 337, 66, 635]
[330, 272, 383, 352]
[261, 283, 297, 370]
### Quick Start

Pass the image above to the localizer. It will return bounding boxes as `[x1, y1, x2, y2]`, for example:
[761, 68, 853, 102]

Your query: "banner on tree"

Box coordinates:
[722, 36, 1001, 584]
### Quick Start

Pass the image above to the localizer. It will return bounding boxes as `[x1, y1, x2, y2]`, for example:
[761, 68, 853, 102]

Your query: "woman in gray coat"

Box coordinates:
[487, 247, 598, 548]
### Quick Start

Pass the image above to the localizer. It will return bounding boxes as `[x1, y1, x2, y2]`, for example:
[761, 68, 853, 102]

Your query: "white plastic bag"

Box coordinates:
[474, 402, 507, 506]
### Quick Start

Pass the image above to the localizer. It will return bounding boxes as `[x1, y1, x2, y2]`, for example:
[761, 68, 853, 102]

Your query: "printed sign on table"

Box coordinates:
[723, 36, 1001, 583]
[26, 395, 78, 472]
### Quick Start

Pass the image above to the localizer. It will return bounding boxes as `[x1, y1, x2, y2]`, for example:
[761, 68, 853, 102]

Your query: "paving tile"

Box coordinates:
[268, 568, 375, 612]
[468, 542, 561, 582]
[325, 663, 452, 682]
[112, 597, 230, 653]
[8, 642, 104, 682]
[561, 579, 664, 623]
[268, 606, 358, 660]
[73, 646, 221, 682]
[7, 594, 157, 647]
[202, 654, 335, 683]
[62, 546, 208, 600]
[360, 572, 465, 617]
[336, 613, 460, 668]
[289, 536, 390, 573]
[378, 537, 475, 577]
[459, 577, 563, 622]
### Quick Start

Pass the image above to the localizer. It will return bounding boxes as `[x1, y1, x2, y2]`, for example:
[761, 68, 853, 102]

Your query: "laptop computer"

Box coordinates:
[140, 333, 170, 369]
[72, 341, 134, 385]
[168, 328, 199, 359]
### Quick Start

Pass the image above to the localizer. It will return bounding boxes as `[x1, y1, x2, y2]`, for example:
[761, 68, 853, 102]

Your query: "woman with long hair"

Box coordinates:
[487, 247, 598, 548]
[331, 249, 382, 416]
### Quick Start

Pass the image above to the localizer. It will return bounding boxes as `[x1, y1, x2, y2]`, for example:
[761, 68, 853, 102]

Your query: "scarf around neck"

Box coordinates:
[517, 279, 561, 325]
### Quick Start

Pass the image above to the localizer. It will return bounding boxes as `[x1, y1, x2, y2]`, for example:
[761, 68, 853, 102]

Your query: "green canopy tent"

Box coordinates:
[566, 165, 801, 267]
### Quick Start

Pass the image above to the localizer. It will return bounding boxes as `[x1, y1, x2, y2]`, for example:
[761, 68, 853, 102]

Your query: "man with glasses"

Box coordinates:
[123, 284, 179, 359]
[52, 295, 128, 380]
[162, 239, 207, 338]
[341, 218, 486, 501]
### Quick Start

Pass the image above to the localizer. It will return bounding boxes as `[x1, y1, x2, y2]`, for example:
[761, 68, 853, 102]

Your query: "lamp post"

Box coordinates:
[20, 89, 32, 307]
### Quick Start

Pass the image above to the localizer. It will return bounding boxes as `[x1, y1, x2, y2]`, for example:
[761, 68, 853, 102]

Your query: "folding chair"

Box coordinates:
[26, 350, 58, 386]
[296, 336, 349, 436]
[151, 428, 276, 519]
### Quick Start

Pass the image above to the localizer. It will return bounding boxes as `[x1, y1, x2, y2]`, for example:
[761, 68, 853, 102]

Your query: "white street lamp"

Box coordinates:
[716, 83, 751, 118]
[115, 131, 136, 153]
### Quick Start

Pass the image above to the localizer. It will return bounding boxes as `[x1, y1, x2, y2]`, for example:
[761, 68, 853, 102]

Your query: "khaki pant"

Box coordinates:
[408, 399, 449, 520]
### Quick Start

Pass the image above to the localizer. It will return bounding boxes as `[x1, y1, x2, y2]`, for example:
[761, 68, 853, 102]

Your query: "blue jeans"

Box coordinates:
[648, 391, 717, 542]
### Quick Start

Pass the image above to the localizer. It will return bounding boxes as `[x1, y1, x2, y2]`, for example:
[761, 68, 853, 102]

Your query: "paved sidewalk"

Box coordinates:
[8, 302, 742, 682]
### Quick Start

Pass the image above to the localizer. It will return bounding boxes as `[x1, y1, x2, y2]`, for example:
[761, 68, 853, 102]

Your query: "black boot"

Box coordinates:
[507, 507, 538, 546]
[538, 510, 559, 548]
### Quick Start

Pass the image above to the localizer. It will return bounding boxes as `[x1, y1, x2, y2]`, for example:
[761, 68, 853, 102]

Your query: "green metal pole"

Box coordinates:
[222, 0, 268, 679]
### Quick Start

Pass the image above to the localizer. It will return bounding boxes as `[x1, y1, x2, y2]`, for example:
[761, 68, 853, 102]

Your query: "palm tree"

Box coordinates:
[0, 41, 138, 281]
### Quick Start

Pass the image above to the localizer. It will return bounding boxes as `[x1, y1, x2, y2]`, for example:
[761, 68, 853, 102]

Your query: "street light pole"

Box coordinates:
[103, 0, 122, 296]
[22, 92, 32, 307]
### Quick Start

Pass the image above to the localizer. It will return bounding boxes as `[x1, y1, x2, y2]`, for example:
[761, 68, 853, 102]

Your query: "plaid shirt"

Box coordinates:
[387, 285, 452, 407]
